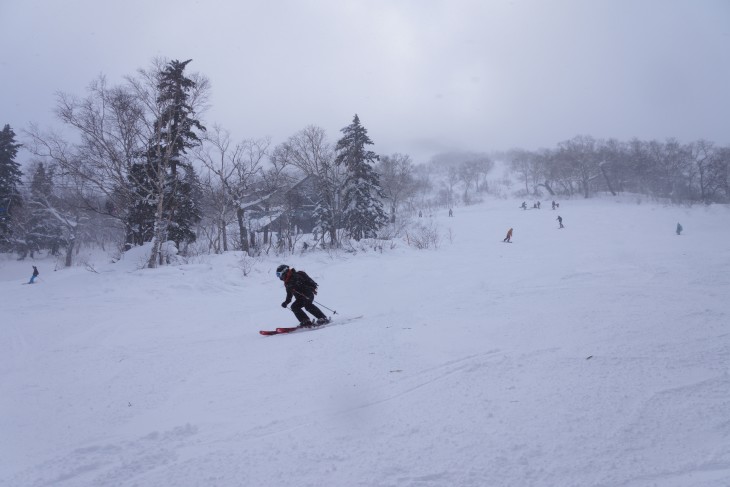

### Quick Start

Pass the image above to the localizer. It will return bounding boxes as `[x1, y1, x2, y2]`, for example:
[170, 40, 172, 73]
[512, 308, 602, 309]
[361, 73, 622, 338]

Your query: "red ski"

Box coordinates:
[259, 329, 283, 336]
[259, 325, 311, 336]
[259, 316, 363, 336]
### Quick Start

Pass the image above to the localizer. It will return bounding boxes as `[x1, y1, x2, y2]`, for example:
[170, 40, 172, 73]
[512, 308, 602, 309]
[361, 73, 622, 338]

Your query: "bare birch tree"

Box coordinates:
[195, 125, 269, 252]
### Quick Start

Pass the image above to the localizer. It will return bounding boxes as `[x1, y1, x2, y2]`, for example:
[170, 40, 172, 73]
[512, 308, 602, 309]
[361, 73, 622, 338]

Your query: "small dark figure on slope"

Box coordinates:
[29, 266, 39, 284]
[503, 228, 513, 243]
[276, 264, 329, 327]
[557, 215, 564, 229]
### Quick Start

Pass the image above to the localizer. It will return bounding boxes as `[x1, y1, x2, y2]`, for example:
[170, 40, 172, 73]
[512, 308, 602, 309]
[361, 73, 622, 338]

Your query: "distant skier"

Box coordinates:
[552, 200, 556, 210]
[448, 208, 453, 217]
[29, 265, 39, 284]
[503, 228, 513, 243]
[557, 215, 564, 229]
[676, 222, 683, 235]
[536, 201, 541, 209]
[276, 264, 329, 327]
[521, 201, 527, 210]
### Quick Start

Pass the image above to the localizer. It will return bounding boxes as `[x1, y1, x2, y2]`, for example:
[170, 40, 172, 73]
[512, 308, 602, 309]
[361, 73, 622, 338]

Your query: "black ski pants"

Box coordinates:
[291, 292, 326, 323]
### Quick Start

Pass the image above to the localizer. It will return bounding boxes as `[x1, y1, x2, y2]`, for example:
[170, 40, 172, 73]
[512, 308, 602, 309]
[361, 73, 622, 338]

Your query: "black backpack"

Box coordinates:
[297, 271, 318, 293]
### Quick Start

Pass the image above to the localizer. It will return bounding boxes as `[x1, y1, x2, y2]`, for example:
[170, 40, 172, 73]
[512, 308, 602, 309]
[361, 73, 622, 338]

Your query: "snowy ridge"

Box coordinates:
[1, 197, 729, 486]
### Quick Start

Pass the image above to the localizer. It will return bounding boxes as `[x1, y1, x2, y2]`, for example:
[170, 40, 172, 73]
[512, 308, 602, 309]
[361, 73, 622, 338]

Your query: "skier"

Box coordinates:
[503, 228, 513, 243]
[676, 222, 683, 235]
[29, 265, 39, 284]
[521, 202, 527, 210]
[557, 215, 564, 229]
[552, 200, 556, 210]
[448, 208, 453, 217]
[276, 264, 329, 327]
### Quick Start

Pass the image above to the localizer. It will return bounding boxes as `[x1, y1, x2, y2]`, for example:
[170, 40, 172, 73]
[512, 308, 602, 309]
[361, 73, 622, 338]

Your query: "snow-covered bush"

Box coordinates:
[404, 219, 441, 249]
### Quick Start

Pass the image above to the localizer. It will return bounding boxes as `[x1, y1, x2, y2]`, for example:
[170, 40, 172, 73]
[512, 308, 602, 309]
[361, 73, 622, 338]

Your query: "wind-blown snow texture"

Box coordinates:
[2, 197, 729, 487]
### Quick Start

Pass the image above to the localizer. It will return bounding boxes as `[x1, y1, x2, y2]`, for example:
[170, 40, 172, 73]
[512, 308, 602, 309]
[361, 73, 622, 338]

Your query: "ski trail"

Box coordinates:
[332, 349, 503, 416]
[225, 350, 503, 443]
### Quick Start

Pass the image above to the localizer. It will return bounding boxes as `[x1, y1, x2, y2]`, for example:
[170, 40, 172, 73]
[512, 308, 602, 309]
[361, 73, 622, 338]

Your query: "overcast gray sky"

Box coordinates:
[2, 0, 729, 163]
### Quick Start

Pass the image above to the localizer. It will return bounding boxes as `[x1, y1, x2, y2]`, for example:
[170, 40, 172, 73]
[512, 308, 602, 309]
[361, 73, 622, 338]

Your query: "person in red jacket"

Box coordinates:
[276, 264, 329, 327]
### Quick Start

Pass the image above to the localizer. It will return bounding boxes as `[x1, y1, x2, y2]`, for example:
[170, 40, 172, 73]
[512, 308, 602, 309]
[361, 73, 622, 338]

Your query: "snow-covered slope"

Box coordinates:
[2, 197, 729, 487]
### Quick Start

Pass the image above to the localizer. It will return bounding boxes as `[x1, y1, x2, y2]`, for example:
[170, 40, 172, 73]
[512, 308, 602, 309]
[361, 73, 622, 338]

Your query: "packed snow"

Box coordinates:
[1, 196, 729, 487]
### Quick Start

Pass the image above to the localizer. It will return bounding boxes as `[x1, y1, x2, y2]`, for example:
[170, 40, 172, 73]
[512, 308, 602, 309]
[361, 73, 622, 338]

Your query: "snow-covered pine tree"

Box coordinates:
[334, 114, 387, 241]
[133, 59, 206, 266]
[156, 60, 204, 252]
[0, 124, 23, 248]
[166, 164, 202, 249]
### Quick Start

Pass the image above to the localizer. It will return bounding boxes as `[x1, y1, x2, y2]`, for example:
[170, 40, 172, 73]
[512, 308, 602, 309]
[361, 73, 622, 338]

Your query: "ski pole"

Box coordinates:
[294, 290, 337, 315]
[313, 300, 337, 315]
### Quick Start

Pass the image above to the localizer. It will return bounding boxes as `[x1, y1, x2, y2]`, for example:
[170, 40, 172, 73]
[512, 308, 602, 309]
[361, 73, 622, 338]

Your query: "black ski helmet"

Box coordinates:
[276, 264, 289, 280]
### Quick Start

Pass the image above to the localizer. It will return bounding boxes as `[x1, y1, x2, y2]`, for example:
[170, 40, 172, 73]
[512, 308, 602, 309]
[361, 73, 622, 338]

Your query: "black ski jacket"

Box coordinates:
[282, 269, 318, 304]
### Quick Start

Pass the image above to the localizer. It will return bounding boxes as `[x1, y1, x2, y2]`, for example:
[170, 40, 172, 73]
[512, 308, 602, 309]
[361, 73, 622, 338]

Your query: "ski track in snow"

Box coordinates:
[2, 197, 730, 486]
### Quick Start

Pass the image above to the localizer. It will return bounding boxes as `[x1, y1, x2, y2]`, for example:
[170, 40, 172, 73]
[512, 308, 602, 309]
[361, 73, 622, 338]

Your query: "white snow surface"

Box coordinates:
[2, 197, 729, 487]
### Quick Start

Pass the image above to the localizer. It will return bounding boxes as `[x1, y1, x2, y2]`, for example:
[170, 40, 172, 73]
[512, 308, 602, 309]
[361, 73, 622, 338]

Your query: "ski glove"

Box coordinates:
[281, 301, 289, 308]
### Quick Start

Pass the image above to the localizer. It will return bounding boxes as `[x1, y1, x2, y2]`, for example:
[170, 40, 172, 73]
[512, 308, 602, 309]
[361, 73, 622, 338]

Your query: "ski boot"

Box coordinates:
[315, 317, 330, 326]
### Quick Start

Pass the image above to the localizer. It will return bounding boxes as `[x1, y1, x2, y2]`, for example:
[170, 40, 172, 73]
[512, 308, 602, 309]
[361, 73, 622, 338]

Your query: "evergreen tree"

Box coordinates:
[125, 59, 205, 263]
[151, 58, 205, 181]
[166, 164, 202, 247]
[0, 124, 23, 247]
[334, 114, 387, 241]
[153, 59, 204, 252]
